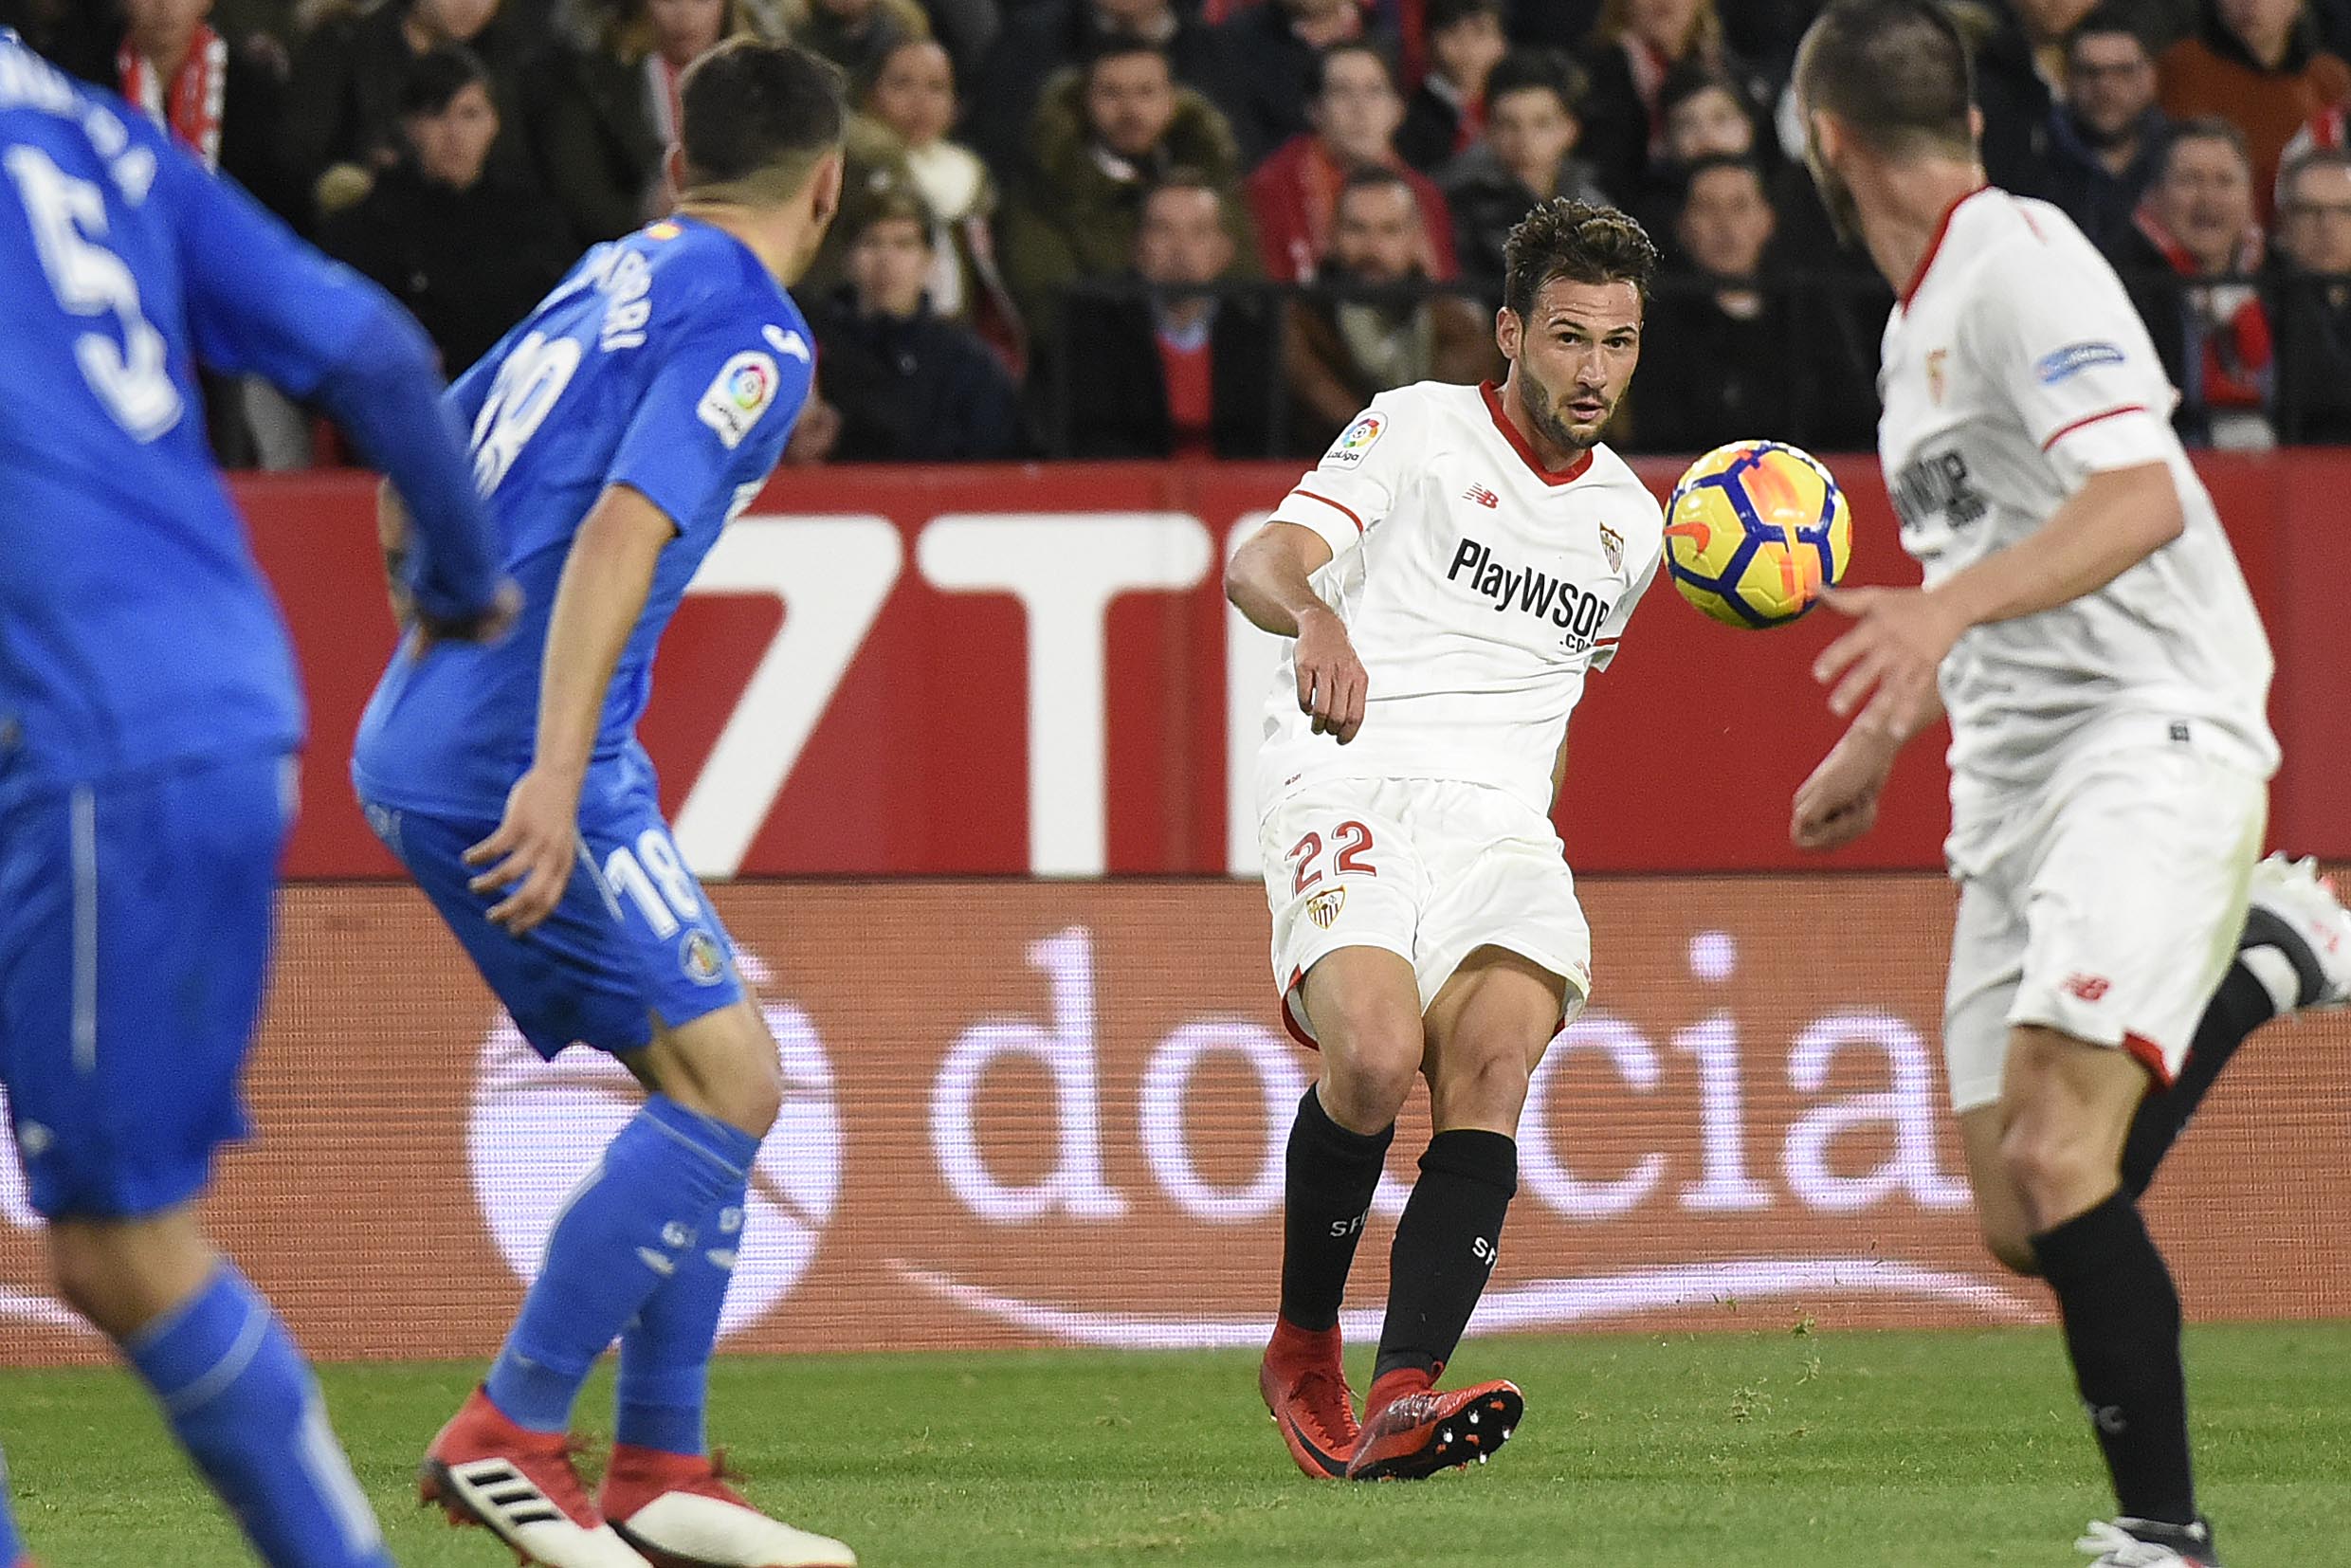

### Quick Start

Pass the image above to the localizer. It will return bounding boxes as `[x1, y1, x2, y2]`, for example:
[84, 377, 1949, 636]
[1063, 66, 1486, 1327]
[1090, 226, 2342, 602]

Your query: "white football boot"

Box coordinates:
[2075, 1517, 2221, 1567]
[2242, 852, 2351, 1012]
[600, 1445, 856, 1568]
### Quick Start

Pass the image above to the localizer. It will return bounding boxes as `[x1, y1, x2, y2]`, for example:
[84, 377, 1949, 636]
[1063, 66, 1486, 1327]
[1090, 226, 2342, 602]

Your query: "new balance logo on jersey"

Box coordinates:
[2065, 974, 2112, 1002]
[1464, 483, 1499, 509]
[1446, 537, 1614, 650]
[1890, 448, 1989, 534]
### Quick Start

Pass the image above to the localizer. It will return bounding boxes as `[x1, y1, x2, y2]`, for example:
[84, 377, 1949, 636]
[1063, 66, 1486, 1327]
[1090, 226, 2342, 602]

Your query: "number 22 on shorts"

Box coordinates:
[1288, 820, 1377, 896]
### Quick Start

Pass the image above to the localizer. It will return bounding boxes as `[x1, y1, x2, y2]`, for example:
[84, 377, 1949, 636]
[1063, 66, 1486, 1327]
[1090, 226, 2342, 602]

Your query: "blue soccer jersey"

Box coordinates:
[0, 37, 495, 791]
[1, 33, 499, 1228]
[353, 218, 811, 817]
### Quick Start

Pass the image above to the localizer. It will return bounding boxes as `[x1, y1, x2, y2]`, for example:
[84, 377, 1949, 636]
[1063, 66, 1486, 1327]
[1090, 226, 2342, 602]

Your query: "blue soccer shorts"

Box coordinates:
[0, 753, 292, 1221]
[363, 775, 744, 1061]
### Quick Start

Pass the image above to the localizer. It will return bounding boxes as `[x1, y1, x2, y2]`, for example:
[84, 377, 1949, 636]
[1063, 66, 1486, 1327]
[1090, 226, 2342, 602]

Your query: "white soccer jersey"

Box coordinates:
[1255, 379, 1665, 818]
[1878, 188, 2278, 792]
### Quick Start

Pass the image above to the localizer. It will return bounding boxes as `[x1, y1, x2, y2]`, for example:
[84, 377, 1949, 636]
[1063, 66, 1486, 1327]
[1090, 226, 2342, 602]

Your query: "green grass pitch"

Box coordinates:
[8, 1323, 2349, 1566]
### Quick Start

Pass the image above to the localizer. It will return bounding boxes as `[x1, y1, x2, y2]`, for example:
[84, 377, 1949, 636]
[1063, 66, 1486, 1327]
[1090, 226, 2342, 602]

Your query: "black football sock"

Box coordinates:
[1373, 1129, 1517, 1384]
[2032, 1192, 2197, 1527]
[1277, 1086, 1394, 1333]
[2121, 964, 2277, 1197]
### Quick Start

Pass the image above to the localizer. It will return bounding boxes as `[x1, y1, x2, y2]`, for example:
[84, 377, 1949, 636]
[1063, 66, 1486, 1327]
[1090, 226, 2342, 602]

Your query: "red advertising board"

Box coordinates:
[239, 453, 2347, 880]
[4, 878, 2343, 1365]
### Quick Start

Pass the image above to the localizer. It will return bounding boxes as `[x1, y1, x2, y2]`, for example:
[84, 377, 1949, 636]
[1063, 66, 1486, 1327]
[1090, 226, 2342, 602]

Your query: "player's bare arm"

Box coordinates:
[1811, 464, 2182, 745]
[466, 483, 675, 933]
[1227, 520, 1368, 744]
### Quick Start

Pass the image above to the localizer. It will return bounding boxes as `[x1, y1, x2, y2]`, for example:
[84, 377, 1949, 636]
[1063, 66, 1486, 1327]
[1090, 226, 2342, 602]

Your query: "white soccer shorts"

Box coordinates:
[1258, 776, 1593, 1047]
[1941, 741, 2267, 1114]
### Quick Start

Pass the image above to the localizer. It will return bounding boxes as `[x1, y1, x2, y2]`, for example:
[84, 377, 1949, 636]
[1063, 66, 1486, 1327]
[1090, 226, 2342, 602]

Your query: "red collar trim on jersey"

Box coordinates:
[1900, 184, 1991, 310]
[1481, 382, 1595, 486]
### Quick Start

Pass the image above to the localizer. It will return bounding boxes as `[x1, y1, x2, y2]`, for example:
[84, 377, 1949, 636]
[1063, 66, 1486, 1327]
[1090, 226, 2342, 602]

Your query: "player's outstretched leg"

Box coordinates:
[48, 1218, 392, 1568]
[2121, 853, 2351, 1197]
[589, 1004, 853, 1568]
[423, 1074, 763, 1568]
[2005, 1028, 2218, 1566]
[1348, 950, 1553, 1483]
[1261, 950, 1419, 1479]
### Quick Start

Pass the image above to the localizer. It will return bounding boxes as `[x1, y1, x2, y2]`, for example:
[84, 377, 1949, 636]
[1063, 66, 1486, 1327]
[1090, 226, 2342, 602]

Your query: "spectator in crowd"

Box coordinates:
[1210, 0, 1385, 165]
[1576, 0, 1759, 206]
[1963, 0, 2093, 193]
[2026, 5, 2174, 249]
[804, 191, 1030, 459]
[2160, 0, 2351, 220]
[110, 0, 295, 214]
[1443, 47, 1609, 283]
[319, 45, 574, 374]
[285, 0, 542, 224]
[1397, 0, 1508, 170]
[1284, 166, 1497, 448]
[1047, 172, 1283, 456]
[2269, 145, 2351, 436]
[777, 0, 928, 90]
[961, 0, 1228, 173]
[999, 39, 1250, 337]
[1633, 155, 1876, 453]
[531, 0, 761, 247]
[866, 37, 1013, 333]
[1248, 42, 1458, 281]
[1631, 60, 1770, 238]
[2108, 117, 2277, 447]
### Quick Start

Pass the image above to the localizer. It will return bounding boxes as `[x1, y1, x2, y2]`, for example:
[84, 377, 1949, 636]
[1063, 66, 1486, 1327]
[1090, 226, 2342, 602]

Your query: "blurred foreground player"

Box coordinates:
[1227, 198, 1666, 1482]
[353, 37, 855, 1568]
[0, 27, 510, 1568]
[1789, 5, 2351, 1564]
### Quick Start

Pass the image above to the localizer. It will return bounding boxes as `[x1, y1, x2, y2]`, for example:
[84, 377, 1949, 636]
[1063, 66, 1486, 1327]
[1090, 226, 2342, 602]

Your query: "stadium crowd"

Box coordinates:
[10, 0, 2351, 461]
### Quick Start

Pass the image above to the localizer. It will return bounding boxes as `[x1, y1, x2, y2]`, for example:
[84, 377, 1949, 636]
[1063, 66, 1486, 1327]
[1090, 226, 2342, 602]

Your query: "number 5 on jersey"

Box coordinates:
[1289, 820, 1377, 897]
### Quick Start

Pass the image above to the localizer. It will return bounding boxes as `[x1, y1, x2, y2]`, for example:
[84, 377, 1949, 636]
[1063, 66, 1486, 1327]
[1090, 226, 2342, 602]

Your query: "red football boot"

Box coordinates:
[1345, 1367, 1523, 1482]
[599, 1444, 855, 1568]
[1258, 1318, 1360, 1479]
[418, 1386, 651, 1568]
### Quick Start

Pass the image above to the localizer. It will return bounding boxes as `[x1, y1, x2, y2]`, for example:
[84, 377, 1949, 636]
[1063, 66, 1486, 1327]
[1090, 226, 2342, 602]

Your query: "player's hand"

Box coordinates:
[413, 579, 523, 655]
[1811, 585, 1964, 744]
[1791, 724, 1900, 851]
[465, 766, 583, 935]
[1294, 605, 1368, 744]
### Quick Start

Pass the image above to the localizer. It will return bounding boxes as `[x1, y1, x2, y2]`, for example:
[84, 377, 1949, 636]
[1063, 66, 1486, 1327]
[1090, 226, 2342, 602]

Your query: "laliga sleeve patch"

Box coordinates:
[1322, 410, 1386, 467]
[697, 350, 781, 449]
[2035, 341, 2126, 384]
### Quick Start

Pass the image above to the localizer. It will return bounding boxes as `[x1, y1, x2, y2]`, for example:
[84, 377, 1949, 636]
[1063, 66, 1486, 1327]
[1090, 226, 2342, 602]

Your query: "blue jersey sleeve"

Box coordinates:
[605, 317, 810, 538]
[160, 135, 381, 395]
[158, 132, 501, 619]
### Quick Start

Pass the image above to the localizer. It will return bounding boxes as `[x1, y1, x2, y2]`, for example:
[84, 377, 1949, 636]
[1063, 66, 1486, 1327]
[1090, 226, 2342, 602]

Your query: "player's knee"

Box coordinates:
[1997, 1117, 2114, 1222]
[1317, 1014, 1421, 1132]
[1431, 1032, 1534, 1129]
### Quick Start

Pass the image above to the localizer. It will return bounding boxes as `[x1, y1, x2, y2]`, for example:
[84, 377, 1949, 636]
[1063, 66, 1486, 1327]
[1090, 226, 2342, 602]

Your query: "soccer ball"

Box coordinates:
[1662, 440, 1851, 629]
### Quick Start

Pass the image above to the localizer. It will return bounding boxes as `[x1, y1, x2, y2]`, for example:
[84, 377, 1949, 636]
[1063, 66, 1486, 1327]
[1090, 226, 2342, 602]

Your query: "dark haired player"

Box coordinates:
[355, 38, 855, 1568]
[1789, 5, 2351, 1564]
[1226, 199, 1667, 1482]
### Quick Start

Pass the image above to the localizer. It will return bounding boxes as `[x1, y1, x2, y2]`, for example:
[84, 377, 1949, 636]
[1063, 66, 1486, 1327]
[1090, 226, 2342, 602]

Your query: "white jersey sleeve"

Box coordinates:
[1960, 241, 2177, 483]
[1266, 393, 1425, 557]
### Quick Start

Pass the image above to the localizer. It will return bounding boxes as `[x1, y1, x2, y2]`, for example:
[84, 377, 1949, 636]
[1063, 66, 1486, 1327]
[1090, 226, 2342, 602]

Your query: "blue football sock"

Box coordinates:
[123, 1266, 391, 1568]
[486, 1096, 758, 1435]
[616, 1180, 749, 1456]
[0, 1443, 24, 1565]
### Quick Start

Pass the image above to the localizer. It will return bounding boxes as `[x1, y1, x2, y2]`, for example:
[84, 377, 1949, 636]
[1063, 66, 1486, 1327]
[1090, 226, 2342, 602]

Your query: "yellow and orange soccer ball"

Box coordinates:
[1662, 440, 1852, 628]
